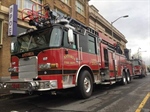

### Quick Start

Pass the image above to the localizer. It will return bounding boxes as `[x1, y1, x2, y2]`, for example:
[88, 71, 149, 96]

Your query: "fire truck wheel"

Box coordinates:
[77, 70, 93, 99]
[126, 71, 131, 83]
[121, 72, 127, 85]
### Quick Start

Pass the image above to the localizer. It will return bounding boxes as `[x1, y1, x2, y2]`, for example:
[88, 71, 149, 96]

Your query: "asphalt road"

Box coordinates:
[0, 74, 150, 112]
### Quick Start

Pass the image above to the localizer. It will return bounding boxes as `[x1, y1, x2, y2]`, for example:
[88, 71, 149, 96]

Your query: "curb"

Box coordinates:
[0, 93, 12, 100]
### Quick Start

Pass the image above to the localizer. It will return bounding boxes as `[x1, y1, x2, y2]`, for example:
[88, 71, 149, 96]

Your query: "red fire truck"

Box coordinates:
[131, 59, 147, 78]
[0, 4, 134, 98]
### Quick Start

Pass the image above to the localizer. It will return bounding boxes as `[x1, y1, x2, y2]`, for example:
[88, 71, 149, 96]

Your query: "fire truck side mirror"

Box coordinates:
[138, 60, 142, 65]
[11, 42, 18, 53]
[68, 29, 74, 44]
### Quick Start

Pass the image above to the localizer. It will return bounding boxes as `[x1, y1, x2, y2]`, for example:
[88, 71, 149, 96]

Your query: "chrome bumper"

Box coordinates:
[0, 80, 58, 94]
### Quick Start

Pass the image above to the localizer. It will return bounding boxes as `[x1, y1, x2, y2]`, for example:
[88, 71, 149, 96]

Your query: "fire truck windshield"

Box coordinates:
[13, 27, 62, 54]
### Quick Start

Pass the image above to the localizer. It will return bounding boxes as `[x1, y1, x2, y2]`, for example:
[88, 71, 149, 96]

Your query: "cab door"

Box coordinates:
[62, 30, 79, 86]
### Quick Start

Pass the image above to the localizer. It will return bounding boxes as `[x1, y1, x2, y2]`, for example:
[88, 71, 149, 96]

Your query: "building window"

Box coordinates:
[54, 8, 67, 18]
[76, 1, 85, 15]
[16, 0, 42, 10]
[61, 0, 70, 5]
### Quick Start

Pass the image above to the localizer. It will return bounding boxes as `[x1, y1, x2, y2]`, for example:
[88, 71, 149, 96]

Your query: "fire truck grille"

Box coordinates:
[19, 56, 38, 79]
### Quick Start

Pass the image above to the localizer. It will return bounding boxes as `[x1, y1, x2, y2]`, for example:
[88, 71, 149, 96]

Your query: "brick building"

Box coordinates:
[0, 0, 127, 79]
[89, 5, 127, 51]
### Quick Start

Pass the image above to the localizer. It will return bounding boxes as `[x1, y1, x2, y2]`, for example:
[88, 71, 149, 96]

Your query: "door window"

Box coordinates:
[63, 30, 77, 50]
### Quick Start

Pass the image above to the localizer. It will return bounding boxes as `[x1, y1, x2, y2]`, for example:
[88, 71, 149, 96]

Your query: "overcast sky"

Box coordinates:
[89, 0, 150, 65]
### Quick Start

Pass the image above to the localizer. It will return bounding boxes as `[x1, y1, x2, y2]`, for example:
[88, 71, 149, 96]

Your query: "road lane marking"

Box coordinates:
[135, 92, 150, 112]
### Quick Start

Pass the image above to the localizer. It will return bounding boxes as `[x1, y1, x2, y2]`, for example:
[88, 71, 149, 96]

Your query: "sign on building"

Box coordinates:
[8, 4, 17, 37]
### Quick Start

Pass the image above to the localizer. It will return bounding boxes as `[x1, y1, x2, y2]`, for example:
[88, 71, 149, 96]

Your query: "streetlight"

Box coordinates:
[111, 15, 129, 38]
[137, 48, 147, 59]
[137, 47, 141, 59]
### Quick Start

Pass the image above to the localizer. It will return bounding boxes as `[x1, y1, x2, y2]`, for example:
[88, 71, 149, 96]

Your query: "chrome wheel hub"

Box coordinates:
[84, 77, 91, 93]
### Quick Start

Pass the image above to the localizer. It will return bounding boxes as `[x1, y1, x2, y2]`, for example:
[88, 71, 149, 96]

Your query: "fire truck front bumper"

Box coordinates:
[0, 80, 58, 94]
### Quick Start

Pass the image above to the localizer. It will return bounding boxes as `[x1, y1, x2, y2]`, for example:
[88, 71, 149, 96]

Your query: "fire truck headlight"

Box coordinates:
[50, 81, 57, 88]
[39, 63, 51, 70]
[39, 64, 44, 70]
[3, 83, 7, 88]
[39, 63, 58, 70]
[39, 82, 45, 89]
[45, 63, 51, 69]
[8, 67, 17, 72]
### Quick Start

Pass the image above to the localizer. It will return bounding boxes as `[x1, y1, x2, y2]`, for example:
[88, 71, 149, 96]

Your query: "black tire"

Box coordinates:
[77, 70, 93, 99]
[121, 72, 127, 85]
[126, 71, 131, 83]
